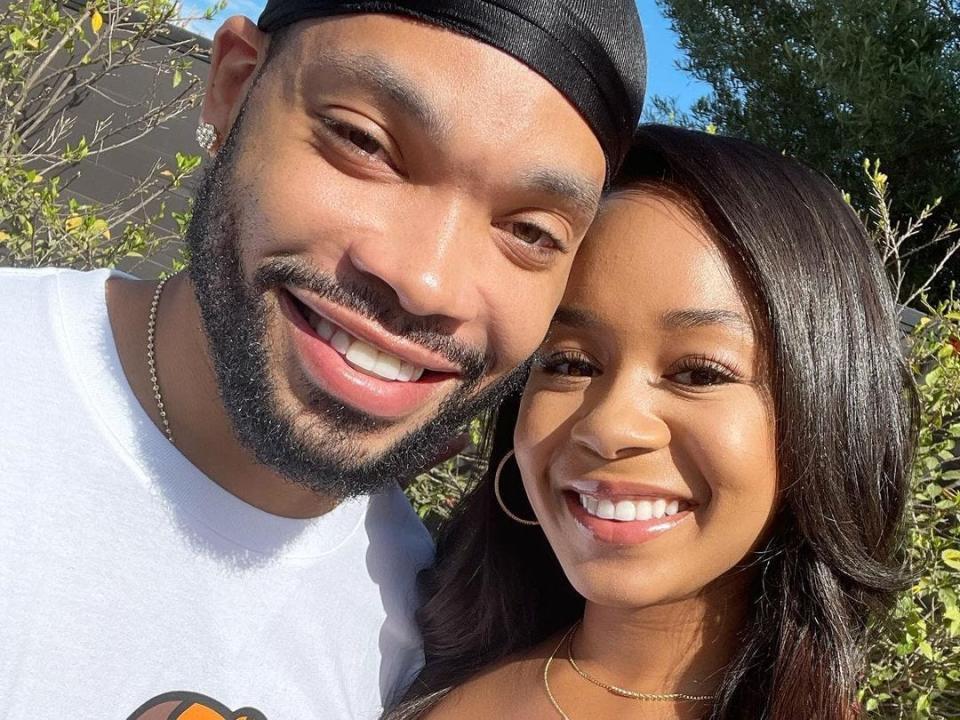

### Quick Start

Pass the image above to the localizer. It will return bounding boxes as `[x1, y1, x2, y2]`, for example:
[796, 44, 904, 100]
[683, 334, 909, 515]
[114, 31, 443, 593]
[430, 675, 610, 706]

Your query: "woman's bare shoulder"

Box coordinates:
[422, 634, 565, 720]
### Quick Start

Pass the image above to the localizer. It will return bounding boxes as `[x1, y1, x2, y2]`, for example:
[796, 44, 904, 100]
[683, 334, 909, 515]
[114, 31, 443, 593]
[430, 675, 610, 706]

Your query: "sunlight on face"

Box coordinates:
[515, 189, 779, 610]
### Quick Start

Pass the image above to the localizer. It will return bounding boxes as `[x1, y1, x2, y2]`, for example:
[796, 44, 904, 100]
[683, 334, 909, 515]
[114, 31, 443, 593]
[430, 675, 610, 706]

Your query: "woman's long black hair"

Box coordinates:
[385, 125, 919, 720]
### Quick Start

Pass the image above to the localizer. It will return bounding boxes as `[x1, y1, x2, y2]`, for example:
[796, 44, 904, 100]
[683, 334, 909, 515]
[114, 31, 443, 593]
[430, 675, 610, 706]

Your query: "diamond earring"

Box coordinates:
[196, 121, 219, 153]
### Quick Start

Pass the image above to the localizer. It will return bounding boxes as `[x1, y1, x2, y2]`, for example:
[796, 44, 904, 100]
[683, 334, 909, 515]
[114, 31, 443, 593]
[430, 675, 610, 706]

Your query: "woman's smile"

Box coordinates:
[564, 489, 696, 545]
[554, 477, 699, 545]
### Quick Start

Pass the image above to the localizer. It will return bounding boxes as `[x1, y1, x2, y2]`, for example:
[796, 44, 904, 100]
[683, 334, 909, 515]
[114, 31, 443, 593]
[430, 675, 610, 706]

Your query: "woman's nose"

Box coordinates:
[568, 381, 671, 460]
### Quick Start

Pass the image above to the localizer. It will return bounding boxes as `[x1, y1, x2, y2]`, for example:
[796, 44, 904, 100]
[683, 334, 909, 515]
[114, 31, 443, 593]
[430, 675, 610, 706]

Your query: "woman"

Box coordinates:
[386, 125, 918, 719]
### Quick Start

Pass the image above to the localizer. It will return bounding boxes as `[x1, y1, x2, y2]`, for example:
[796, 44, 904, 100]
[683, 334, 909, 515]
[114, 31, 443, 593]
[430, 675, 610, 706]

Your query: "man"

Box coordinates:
[0, 1, 645, 717]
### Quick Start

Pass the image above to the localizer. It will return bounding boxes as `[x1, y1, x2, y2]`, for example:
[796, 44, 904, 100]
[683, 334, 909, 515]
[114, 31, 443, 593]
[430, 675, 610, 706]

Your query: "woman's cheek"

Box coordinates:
[688, 395, 778, 538]
[515, 387, 579, 492]
[516, 384, 565, 451]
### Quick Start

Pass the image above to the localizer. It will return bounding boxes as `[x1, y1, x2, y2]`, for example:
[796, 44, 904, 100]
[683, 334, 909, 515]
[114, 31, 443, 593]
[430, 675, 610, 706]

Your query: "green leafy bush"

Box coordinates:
[0, 0, 217, 269]
[404, 416, 488, 532]
[861, 297, 960, 719]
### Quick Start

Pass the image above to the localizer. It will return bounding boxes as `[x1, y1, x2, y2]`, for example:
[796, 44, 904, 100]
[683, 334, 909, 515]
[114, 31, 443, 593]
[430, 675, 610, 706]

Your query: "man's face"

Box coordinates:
[189, 14, 606, 497]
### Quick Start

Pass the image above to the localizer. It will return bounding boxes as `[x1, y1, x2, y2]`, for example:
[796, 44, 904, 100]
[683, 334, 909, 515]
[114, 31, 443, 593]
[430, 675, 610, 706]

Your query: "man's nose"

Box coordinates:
[345, 192, 483, 327]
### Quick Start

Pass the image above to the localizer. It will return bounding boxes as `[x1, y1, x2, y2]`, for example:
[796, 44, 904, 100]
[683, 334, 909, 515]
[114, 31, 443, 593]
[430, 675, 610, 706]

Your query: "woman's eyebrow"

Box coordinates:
[660, 308, 752, 332]
[551, 306, 603, 329]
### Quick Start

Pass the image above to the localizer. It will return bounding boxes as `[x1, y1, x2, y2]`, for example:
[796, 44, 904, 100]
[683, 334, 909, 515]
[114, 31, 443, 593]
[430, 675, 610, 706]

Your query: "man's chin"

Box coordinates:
[230, 368, 518, 499]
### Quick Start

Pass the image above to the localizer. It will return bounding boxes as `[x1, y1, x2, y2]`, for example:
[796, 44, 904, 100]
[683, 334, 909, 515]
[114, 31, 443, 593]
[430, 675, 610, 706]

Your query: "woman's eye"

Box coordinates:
[539, 352, 599, 378]
[670, 363, 735, 387]
[501, 221, 562, 250]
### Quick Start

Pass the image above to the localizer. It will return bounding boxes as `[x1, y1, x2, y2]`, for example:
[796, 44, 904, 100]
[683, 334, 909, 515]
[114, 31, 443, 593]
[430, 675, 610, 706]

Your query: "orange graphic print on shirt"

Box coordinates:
[127, 691, 267, 720]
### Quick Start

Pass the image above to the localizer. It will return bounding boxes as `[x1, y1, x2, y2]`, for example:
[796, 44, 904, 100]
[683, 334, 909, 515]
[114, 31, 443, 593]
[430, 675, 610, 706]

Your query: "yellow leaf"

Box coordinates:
[705, 123, 718, 135]
[90, 219, 109, 238]
[65, 216, 83, 231]
[0, 231, 10, 241]
[90, 9, 103, 34]
[31, 173, 44, 184]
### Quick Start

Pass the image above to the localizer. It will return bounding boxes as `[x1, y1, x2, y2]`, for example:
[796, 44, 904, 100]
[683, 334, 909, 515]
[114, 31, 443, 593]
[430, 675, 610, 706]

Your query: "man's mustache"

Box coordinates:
[254, 256, 490, 383]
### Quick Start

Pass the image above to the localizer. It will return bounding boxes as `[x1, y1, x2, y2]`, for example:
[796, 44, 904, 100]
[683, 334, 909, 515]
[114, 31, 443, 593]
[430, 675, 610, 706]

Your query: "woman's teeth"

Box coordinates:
[306, 309, 425, 382]
[579, 494, 682, 522]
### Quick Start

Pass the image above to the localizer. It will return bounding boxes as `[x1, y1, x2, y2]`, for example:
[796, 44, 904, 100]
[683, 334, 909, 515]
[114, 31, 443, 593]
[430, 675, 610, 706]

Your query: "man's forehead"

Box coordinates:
[257, 0, 648, 177]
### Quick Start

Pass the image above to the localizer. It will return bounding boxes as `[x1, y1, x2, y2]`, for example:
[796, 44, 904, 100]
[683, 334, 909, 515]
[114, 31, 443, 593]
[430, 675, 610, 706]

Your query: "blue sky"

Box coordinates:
[182, 0, 710, 112]
[635, 0, 711, 111]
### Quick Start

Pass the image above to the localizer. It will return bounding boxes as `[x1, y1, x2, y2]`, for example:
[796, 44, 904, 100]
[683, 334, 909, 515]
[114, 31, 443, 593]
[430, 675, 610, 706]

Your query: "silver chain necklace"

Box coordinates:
[147, 276, 175, 445]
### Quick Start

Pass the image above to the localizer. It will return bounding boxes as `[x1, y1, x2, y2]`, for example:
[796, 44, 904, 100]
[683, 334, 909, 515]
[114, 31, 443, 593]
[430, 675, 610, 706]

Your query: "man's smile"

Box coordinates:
[279, 287, 461, 420]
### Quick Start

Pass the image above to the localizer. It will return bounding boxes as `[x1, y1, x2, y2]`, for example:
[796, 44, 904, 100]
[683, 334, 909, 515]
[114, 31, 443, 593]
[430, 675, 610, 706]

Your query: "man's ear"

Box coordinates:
[201, 15, 269, 151]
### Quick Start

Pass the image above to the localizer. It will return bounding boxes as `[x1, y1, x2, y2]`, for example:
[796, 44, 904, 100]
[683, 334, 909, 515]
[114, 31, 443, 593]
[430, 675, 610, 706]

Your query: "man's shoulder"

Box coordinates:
[0, 266, 109, 307]
[0, 266, 81, 281]
[0, 265, 66, 294]
[367, 485, 435, 569]
[0, 267, 68, 331]
[0, 267, 118, 382]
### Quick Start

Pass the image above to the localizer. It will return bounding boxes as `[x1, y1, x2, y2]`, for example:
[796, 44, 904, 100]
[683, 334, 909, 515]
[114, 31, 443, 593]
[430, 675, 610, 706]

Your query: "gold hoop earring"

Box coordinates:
[494, 450, 539, 526]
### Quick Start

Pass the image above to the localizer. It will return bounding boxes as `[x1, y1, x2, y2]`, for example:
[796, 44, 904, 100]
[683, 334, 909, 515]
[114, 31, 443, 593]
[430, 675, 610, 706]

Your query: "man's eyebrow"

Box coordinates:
[661, 308, 753, 332]
[520, 168, 602, 221]
[551, 306, 603, 329]
[309, 51, 450, 140]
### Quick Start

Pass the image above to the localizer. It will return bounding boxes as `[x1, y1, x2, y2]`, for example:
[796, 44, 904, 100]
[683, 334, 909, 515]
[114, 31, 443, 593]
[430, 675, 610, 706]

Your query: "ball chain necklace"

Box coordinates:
[543, 621, 716, 719]
[147, 275, 175, 445]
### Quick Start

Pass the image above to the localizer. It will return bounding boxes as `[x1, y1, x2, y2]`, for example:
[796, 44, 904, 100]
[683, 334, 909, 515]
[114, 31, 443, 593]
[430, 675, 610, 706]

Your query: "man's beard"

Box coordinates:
[183, 111, 526, 500]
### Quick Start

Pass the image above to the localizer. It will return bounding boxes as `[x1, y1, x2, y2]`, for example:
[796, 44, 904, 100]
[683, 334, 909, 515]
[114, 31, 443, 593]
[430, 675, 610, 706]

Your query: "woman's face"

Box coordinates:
[515, 189, 778, 610]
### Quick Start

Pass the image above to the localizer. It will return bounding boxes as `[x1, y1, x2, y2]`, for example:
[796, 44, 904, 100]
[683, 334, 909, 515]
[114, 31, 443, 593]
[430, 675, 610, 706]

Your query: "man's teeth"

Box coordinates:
[308, 312, 425, 382]
[579, 495, 681, 522]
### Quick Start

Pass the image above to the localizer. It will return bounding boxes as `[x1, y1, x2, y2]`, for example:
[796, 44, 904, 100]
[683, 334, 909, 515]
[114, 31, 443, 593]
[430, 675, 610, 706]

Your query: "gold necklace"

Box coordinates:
[147, 275, 175, 445]
[567, 622, 716, 703]
[543, 624, 578, 720]
[543, 622, 716, 719]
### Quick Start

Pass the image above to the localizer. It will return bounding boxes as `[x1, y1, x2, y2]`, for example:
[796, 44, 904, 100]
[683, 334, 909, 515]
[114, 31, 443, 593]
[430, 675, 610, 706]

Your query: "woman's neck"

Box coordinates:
[573, 576, 752, 702]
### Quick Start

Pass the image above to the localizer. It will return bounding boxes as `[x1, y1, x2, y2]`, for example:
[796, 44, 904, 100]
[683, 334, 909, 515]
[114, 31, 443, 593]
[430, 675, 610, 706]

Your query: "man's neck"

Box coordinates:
[106, 273, 337, 518]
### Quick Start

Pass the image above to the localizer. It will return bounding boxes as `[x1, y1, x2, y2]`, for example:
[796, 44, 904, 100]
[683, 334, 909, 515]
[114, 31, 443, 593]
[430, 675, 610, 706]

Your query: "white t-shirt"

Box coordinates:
[0, 268, 434, 719]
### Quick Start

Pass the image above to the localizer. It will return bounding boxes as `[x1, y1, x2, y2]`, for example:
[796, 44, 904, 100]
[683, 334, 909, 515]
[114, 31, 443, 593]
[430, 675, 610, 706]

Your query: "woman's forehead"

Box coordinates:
[569, 191, 745, 316]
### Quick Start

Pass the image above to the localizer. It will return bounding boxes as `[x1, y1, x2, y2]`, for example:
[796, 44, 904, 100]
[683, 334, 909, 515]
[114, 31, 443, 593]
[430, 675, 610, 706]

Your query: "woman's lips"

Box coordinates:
[563, 490, 694, 545]
[278, 289, 455, 419]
